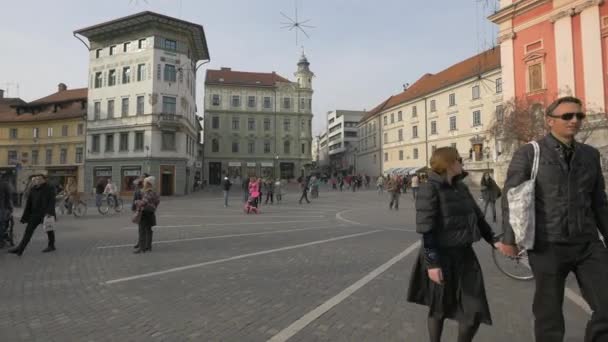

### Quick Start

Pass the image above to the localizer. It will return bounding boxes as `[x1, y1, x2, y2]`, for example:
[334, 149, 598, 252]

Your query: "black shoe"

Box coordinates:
[133, 249, 144, 254]
[8, 247, 22, 256]
[133, 244, 140, 249]
[42, 246, 56, 253]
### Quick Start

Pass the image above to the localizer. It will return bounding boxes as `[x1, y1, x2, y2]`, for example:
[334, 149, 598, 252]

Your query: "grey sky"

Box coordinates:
[0, 0, 498, 135]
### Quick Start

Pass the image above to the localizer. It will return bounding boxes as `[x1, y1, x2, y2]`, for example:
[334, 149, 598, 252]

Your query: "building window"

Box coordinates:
[105, 134, 114, 152]
[96, 49, 102, 58]
[136, 96, 144, 115]
[211, 138, 219, 153]
[472, 85, 480, 99]
[384, 152, 388, 162]
[121, 98, 129, 117]
[7, 150, 17, 165]
[232, 141, 239, 153]
[107, 99, 115, 118]
[430, 121, 437, 135]
[162, 131, 176, 150]
[264, 141, 271, 153]
[31, 150, 39, 165]
[162, 96, 176, 114]
[45, 149, 53, 165]
[449, 116, 457, 131]
[92, 135, 100, 153]
[212, 116, 220, 129]
[164, 39, 177, 51]
[135, 131, 144, 151]
[473, 110, 482, 126]
[383, 132, 388, 143]
[383, 116, 387, 125]
[248, 141, 255, 154]
[398, 129, 403, 141]
[232, 118, 240, 130]
[212, 94, 221, 106]
[413, 148, 419, 159]
[122, 67, 131, 84]
[75, 147, 83, 163]
[33, 127, 39, 139]
[47, 127, 53, 137]
[137, 64, 146, 81]
[451, 142, 457, 150]
[248, 96, 256, 108]
[248, 118, 255, 130]
[119, 132, 129, 151]
[432, 145, 437, 153]
[94, 101, 101, 120]
[496, 105, 504, 123]
[390, 113, 395, 123]
[412, 106, 418, 117]
[60, 149, 67, 164]
[231, 95, 241, 107]
[284, 119, 291, 131]
[62, 125, 68, 137]
[399, 150, 404, 160]
[77, 124, 84, 136]
[301, 142, 306, 154]
[430, 100, 436, 112]
[164, 64, 176, 82]
[283, 98, 291, 109]
[108, 69, 116, 86]
[109, 45, 116, 55]
[398, 111, 403, 121]
[284, 140, 291, 154]
[9, 128, 17, 139]
[496, 78, 503, 93]
[412, 125, 418, 138]
[138, 38, 146, 49]
[94, 72, 102, 88]
[528, 63, 543, 92]
[264, 118, 271, 131]
[263, 97, 272, 109]
[300, 98, 306, 110]
[449, 93, 456, 106]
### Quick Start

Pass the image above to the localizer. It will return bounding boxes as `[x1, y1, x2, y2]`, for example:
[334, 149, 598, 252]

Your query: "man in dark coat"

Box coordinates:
[501, 97, 608, 342]
[0, 177, 13, 248]
[9, 174, 56, 255]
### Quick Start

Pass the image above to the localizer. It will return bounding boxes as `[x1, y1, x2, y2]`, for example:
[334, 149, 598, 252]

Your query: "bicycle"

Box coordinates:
[97, 193, 123, 215]
[492, 247, 534, 281]
[55, 193, 87, 217]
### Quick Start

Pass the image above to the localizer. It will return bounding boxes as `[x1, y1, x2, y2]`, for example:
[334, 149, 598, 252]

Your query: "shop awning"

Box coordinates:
[408, 166, 427, 175]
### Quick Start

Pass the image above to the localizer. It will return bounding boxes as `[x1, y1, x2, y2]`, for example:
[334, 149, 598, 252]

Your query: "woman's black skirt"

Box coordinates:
[407, 245, 492, 326]
[140, 210, 156, 228]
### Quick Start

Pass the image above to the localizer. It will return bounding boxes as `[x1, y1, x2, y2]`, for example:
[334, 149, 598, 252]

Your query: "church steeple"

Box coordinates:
[294, 51, 314, 90]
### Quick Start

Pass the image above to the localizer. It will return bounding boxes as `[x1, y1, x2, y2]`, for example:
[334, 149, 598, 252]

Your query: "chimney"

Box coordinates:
[220, 67, 231, 71]
[0, 89, 4, 99]
[58, 83, 67, 92]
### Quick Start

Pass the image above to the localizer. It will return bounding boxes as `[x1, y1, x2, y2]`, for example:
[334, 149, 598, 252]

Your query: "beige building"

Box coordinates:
[371, 49, 503, 184]
[356, 100, 387, 178]
[203, 54, 314, 184]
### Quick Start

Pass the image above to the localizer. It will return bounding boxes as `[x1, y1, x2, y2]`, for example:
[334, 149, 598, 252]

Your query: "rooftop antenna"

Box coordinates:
[280, 0, 315, 46]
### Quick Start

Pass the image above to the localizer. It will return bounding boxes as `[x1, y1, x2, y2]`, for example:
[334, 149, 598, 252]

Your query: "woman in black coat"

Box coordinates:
[407, 147, 509, 342]
[480, 172, 501, 223]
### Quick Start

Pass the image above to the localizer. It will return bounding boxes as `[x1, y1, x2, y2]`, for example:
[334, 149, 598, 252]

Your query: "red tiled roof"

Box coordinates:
[205, 68, 291, 87]
[359, 96, 393, 124]
[29, 88, 87, 105]
[0, 98, 26, 113]
[0, 101, 85, 123]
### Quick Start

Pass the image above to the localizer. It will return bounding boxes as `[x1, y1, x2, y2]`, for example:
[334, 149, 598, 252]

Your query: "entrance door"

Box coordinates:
[209, 162, 222, 185]
[160, 165, 175, 196]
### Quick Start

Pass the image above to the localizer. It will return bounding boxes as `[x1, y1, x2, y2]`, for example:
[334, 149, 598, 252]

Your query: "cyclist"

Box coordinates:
[104, 178, 118, 209]
[63, 177, 79, 214]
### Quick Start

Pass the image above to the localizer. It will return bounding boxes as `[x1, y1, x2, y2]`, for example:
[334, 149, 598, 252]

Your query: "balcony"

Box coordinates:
[157, 113, 183, 130]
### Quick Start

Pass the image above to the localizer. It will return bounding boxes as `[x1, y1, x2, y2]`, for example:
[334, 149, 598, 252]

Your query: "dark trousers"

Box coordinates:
[15, 217, 51, 253]
[137, 222, 153, 251]
[265, 191, 274, 204]
[528, 241, 608, 342]
[389, 192, 400, 209]
[483, 199, 496, 222]
[299, 190, 310, 203]
[412, 187, 419, 200]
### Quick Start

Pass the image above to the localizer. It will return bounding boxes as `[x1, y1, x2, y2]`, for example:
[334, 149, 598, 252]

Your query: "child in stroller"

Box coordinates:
[244, 191, 260, 214]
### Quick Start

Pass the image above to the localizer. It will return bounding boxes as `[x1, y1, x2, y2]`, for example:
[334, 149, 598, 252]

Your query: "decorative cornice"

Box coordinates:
[497, 31, 516, 44]
[488, 0, 551, 24]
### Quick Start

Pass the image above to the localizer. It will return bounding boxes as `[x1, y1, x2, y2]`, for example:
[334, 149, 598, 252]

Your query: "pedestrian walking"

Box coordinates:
[386, 176, 401, 210]
[275, 178, 283, 203]
[407, 147, 505, 342]
[376, 175, 384, 195]
[0, 176, 13, 248]
[133, 176, 160, 254]
[248, 177, 260, 207]
[298, 176, 310, 204]
[242, 176, 250, 203]
[480, 172, 501, 223]
[338, 176, 344, 192]
[131, 176, 144, 250]
[222, 176, 232, 207]
[501, 96, 608, 342]
[411, 174, 420, 200]
[264, 178, 275, 204]
[8, 174, 56, 256]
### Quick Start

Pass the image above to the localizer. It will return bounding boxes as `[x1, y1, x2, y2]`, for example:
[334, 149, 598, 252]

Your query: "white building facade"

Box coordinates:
[326, 110, 365, 174]
[356, 103, 385, 178]
[203, 54, 314, 184]
[74, 11, 210, 195]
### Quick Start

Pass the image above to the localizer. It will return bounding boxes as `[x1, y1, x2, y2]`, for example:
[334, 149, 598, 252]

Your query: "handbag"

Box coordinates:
[42, 216, 55, 232]
[507, 141, 540, 250]
[131, 210, 142, 224]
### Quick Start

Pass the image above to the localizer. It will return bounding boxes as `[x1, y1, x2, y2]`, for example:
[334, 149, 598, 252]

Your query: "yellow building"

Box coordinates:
[0, 84, 87, 195]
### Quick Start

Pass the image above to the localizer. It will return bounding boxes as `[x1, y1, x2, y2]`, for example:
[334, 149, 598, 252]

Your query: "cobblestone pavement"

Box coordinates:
[0, 185, 591, 341]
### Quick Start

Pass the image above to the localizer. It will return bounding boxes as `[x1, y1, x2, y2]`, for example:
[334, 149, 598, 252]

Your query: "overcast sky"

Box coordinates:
[0, 0, 498, 135]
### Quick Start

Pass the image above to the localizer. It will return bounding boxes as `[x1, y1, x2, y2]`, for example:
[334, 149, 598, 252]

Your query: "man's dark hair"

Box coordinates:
[546, 96, 583, 117]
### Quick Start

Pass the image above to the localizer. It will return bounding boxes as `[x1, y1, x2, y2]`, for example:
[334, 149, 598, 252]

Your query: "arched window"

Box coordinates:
[211, 138, 219, 153]
[284, 140, 291, 154]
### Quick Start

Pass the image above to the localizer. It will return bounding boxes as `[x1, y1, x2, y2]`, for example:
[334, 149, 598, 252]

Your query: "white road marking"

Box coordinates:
[158, 215, 325, 219]
[335, 209, 364, 226]
[98, 226, 336, 249]
[267, 240, 422, 342]
[103, 230, 382, 285]
[121, 219, 328, 230]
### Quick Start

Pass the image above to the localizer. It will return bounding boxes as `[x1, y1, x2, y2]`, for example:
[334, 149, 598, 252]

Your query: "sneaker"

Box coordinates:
[42, 246, 56, 253]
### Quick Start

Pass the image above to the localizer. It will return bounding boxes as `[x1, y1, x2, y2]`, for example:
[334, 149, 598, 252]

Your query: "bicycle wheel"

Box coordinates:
[98, 198, 109, 215]
[492, 248, 534, 281]
[72, 201, 87, 217]
[113, 198, 123, 213]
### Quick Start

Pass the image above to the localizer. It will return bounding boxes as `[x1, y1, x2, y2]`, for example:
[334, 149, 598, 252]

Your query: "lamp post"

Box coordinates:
[274, 154, 279, 179]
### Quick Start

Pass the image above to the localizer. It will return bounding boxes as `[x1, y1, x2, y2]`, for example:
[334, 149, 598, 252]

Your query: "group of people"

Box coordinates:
[329, 174, 371, 192]
[407, 96, 608, 342]
[220, 176, 287, 210]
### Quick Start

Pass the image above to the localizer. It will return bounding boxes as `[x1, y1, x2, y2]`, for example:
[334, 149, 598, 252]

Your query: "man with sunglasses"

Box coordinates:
[501, 96, 608, 342]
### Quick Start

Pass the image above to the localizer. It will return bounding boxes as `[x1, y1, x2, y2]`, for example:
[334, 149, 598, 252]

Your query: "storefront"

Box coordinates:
[228, 162, 242, 179]
[121, 166, 142, 193]
[246, 162, 257, 177]
[94, 167, 112, 189]
[47, 167, 77, 191]
[280, 162, 295, 180]
[261, 162, 274, 178]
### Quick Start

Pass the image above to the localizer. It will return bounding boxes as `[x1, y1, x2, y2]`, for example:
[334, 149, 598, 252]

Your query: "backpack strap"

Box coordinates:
[530, 141, 540, 181]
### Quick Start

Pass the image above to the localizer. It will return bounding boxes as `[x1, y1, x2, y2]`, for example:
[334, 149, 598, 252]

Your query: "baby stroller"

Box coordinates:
[1, 215, 14, 248]
[244, 192, 260, 214]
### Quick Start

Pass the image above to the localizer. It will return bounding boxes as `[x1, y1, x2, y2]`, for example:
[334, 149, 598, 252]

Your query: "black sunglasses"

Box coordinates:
[548, 112, 586, 121]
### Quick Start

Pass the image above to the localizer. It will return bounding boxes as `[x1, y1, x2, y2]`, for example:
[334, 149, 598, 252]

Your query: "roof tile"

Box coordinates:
[205, 68, 291, 87]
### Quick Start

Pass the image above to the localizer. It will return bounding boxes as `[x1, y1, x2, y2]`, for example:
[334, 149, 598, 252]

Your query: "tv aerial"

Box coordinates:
[280, 0, 315, 46]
